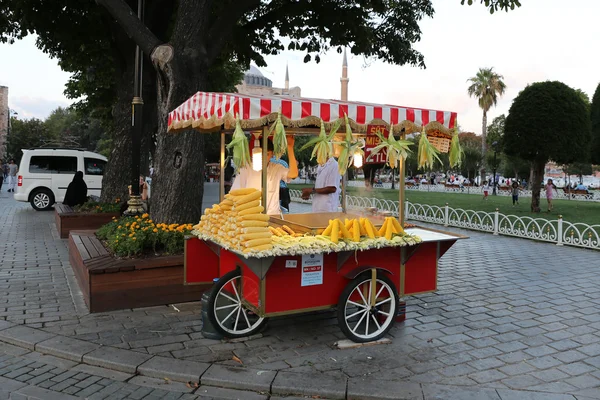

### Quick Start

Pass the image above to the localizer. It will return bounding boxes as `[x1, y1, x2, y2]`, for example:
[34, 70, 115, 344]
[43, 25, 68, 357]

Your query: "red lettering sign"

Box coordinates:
[364, 125, 389, 165]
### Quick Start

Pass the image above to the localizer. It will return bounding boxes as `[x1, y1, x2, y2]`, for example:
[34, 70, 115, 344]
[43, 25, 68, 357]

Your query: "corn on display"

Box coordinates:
[448, 127, 464, 168]
[417, 127, 443, 170]
[192, 188, 273, 255]
[299, 119, 341, 165]
[226, 118, 251, 171]
[269, 111, 288, 159]
[334, 113, 365, 175]
[369, 124, 413, 169]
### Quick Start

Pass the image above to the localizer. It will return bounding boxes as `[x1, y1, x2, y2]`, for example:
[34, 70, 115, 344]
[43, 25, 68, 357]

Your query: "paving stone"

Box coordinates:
[347, 378, 422, 399]
[272, 370, 346, 399]
[83, 346, 152, 374]
[0, 376, 27, 392]
[138, 355, 210, 383]
[16, 384, 80, 400]
[127, 375, 193, 393]
[496, 389, 576, 400]
[201, 364, 276, 392]
[35, 335, 100, 362]
[422, 383, 501, 399]
[0, 326, 55, 350]
[69, 363, 134, 381]
[194, 385, 268, 400]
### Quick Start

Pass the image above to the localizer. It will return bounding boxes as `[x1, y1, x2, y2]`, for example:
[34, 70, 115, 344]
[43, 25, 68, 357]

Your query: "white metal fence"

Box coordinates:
[289, 189, 600, 251]
[343, 181, 599, 202]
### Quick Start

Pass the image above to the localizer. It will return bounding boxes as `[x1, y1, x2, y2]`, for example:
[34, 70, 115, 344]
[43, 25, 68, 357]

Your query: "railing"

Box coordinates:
[289, 189, 600, 251]
[343, 181, 599, 202]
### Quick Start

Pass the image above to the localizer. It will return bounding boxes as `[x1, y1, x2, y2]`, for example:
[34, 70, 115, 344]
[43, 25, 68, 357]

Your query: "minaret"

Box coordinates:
[340, 48, 349, 101]
[285, 64, 289, 92]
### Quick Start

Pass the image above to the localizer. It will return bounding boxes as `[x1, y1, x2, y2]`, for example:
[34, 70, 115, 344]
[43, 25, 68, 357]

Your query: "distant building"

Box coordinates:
[236, 65, 301, 97]
[0, 86, 8, 159]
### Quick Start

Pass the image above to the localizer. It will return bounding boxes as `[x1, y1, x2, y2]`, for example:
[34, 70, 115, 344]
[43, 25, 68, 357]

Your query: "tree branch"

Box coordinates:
[95, 0, 162, 56]
[205, 0, 261, 64]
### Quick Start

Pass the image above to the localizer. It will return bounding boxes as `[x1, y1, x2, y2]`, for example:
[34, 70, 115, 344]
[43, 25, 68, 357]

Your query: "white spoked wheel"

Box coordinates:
[337, 271, 398, 343]
[207, 270, 267, 338]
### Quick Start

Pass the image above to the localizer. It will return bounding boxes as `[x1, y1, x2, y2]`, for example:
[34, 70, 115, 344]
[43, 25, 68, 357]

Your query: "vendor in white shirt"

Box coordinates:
[300, 157, 341, 212]
[231, 137, 298, 215]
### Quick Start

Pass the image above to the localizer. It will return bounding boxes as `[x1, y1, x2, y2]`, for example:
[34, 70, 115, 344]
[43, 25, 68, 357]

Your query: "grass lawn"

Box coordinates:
[289, 184, 600, 226]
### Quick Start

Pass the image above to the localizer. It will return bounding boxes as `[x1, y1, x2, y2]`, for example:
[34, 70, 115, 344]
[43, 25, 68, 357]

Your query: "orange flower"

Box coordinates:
[153, 228, 158, 233]
[132, 237, 136, 241]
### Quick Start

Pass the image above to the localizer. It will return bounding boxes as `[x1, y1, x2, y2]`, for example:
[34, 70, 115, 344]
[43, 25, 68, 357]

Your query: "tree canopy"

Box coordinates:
[591, 82, 600, 165]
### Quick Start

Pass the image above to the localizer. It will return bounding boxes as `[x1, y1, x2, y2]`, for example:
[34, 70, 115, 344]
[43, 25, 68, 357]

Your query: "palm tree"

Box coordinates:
[467, 67, 506, 182]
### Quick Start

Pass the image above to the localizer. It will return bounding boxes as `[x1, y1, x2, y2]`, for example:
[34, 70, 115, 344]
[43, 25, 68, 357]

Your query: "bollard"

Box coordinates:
[201, 278, 223, 340]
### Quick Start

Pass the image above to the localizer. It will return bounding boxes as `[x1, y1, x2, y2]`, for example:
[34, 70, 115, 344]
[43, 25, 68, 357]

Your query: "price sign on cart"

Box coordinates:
[301, 254, 324, 286]
[364, 125, 389, 164]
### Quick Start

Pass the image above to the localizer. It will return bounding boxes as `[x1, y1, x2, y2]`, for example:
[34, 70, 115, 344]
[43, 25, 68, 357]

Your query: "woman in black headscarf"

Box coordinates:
[63, 171, 88, 207]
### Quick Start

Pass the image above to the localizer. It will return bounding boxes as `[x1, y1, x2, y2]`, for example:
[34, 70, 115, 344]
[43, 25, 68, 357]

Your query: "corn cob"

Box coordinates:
[330, 220, 339, 243]
[269, 111, 288, 159]
[269, 226, 282, 236]
[369, 123, 413, 168]
[322, 220, 334, 236]
[240, 214, 270, 221]
[240, 232, 272, 241]
[244, 238, 272, 248]
[449, 130, 463, 168]
[241, 220, 269, 228]
[229, 188, 255, 196]
[299, 119, 341, 165]
[238, 206, 264, 216]
[364, 219, 376, 239]
[235, 190, 262, 204]
[281, 225, 295, 235]
[417, 128, 443, 170]
[235, 200, 260, 212]
[243, 244, 273, 253]
[352, 219, 361, 242]
[226, 118, 251, 171]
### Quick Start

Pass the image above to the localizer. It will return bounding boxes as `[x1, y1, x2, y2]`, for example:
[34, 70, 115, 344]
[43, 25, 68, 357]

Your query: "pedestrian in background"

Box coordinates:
[544, 179, 558, 212]
[511, 181, 519, 206]
[7, 159, 18, 193]
[482, 180, 490, 200]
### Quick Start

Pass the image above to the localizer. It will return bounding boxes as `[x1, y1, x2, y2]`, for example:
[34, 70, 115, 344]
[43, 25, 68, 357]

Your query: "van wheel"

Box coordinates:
[30, 189, 54, 211]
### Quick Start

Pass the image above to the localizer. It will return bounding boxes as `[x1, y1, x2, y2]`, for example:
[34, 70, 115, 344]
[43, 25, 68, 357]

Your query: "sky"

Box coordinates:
[0, 0, 599, 135]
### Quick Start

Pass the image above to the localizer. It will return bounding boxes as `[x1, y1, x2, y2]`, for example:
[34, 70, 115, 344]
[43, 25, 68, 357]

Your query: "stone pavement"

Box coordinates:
[2, 182, 600, 399]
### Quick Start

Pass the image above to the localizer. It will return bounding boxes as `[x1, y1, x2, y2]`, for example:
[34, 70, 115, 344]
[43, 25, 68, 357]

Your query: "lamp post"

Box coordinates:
[5, 109, 18, 160]
[492, 141, 498, 196]
[125, 0, 145, 215]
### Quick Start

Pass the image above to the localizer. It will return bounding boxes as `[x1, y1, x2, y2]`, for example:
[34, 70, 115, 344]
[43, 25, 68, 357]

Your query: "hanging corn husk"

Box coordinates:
[226, 117, 251, 172]
[333, 113, 365, 175]
[300, 119, 341, 165]
[417, 128, 442, 170]
[269, 111, 287, 159]
[369, 123, 413, 169]
[448, 127, 463, 168]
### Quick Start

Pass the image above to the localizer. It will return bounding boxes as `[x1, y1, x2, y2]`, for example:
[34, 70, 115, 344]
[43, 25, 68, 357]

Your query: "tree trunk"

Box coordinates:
[150, 47, 207, 224]
[530, 160, 545, 213]
[480, 110, 488, 184]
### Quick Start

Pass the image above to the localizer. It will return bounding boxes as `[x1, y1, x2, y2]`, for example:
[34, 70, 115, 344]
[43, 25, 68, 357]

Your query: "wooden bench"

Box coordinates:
[563, 189, 594, 199]
[56, 204, 119, 239]
[69, 231, 208, 312]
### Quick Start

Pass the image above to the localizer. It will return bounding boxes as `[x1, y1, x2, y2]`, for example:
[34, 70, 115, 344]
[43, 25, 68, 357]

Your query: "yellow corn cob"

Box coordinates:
[378, 219, 388, 237]
[384, 218, 394, 240]
[240, 214, 270, 221]
[390, 218, 404, 235]
[344, 219, 353, 231]
[331, 220, 339, 243]
[235, 191, 261, 205]
[364, 219, 376, 239]
[235, 200, 260, 212]
[352, 219, 361, 242]
[269, 226, 282, 236]
[244, 227, 268, 234]
[244, 238, 272, 248]
[275, 228, 287, 236]
[229, 188, 257, 196]
[241, 220, 269, 228]
[338, 219, 353, 240]
[238, 206, 264, 216]
[243, 244, 273, 253]
[281, 225, 295, 235]
[240, 232, 272, 241]
[321, 220, 334, 236]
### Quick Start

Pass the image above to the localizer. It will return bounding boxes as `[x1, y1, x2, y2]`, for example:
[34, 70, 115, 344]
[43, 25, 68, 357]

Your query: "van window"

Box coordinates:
[29, 156, 78, 174]
[84, 158, 106, 176]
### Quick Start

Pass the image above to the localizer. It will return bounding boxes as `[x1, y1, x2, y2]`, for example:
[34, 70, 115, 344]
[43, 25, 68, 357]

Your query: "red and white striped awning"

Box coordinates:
[167, 92, 457, 134]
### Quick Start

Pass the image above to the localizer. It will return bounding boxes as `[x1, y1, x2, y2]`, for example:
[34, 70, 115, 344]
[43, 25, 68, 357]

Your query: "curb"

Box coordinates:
[0, 321, 589, 400]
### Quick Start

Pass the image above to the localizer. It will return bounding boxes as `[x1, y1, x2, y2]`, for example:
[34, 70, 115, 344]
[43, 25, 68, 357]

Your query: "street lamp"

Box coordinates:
[125, 0, 145, 215]
[492, 141, 498, 196]
[5, 109, 18, 159]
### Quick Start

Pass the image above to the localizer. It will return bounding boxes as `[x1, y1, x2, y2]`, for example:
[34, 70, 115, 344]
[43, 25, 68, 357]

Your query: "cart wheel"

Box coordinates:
[207, 270, 267, 338]
[337, 271, 398, 343]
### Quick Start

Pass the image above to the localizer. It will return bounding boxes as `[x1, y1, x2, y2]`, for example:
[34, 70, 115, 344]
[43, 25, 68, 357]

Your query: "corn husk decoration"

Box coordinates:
[448, 125, 463, 168]
[417, 127, 442, 170]
[369, 123, 413, 168]
[269, 111, 287, 159]
[226, 117, 251, 172]
[334, 113, 365, 175]
[300, 119, 341, 165]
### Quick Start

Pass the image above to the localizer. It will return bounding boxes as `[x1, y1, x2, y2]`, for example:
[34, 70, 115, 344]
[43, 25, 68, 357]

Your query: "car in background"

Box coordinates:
[14, 149, 107, 211]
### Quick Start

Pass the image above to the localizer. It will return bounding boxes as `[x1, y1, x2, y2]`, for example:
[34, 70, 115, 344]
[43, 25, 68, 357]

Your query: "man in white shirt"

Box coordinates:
[301, 157, 341, 212]
[231, 137, 297, 215]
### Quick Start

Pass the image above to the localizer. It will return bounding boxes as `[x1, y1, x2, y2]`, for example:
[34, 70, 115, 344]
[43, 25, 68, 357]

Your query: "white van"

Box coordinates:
[14, 149, 108, 211]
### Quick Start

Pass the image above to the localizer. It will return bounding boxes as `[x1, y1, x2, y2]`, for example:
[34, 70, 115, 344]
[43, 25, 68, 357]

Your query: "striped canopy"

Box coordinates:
[167, 92, 457, 135]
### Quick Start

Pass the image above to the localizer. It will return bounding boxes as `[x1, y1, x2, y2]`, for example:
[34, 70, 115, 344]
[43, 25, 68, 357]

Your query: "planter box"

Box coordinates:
[68, 231, 209, 313]
[56, 204, 120, 239]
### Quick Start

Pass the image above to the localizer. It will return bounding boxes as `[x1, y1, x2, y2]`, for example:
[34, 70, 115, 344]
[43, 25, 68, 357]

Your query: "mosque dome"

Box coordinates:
[243, 65, 272, 88]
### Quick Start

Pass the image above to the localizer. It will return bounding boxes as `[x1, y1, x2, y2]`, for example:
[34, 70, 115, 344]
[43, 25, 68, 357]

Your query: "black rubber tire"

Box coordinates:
[207, 270, 268, 338]
[30, 189, 55, 211]
[337, 271, 398, 343]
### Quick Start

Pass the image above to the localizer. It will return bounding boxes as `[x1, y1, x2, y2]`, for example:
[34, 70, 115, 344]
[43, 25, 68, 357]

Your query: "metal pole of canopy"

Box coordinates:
[219, 131, 225, 202]
[341, 172, 347, 213]
[398, 132, 406, 227]
[261, 126, 269, 211]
